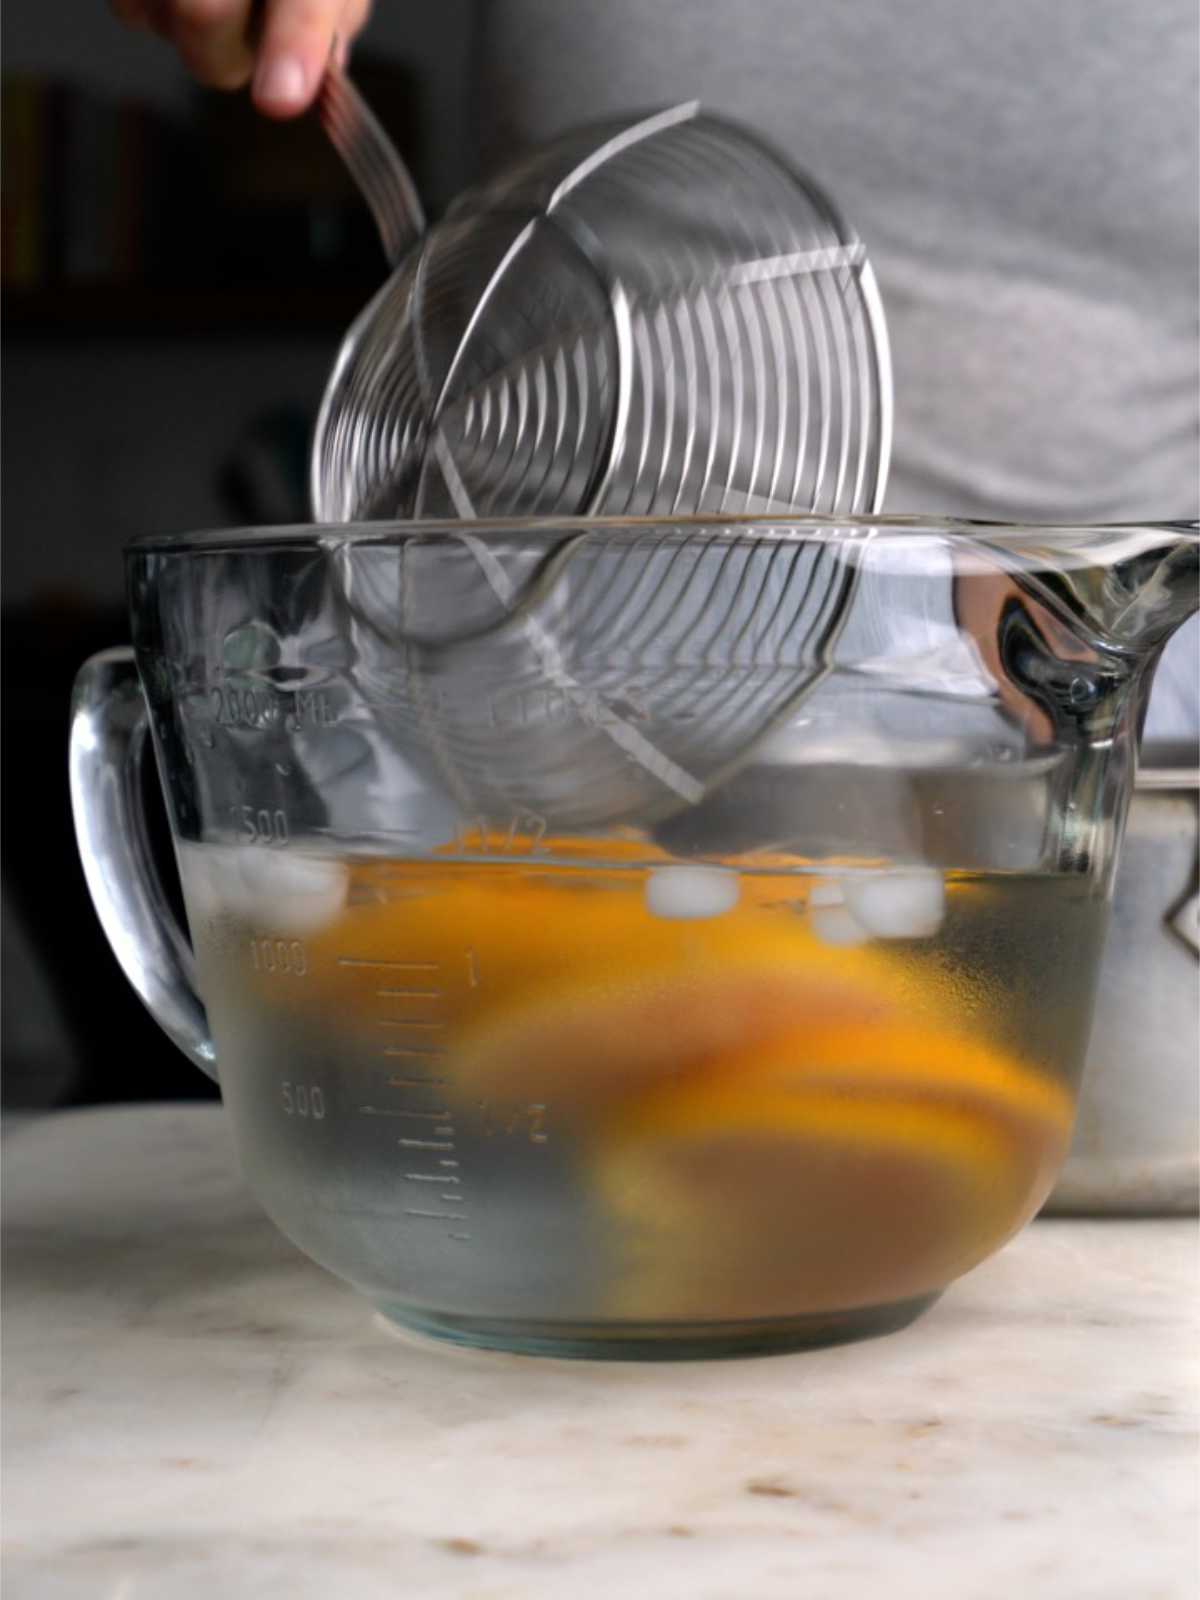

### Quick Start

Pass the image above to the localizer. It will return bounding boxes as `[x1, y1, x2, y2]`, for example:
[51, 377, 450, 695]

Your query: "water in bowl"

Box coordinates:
[177, 833, 1106, 1352]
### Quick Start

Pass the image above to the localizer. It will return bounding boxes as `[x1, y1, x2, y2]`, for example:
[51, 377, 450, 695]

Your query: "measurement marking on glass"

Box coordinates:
[338, 957, 440, 971]
[352, 953, 470, 1249]
[358, 1106, 449, 1120]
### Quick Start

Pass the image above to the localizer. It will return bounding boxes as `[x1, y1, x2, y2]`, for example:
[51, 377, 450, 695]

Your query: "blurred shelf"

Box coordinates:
[2, 282, 379, 339]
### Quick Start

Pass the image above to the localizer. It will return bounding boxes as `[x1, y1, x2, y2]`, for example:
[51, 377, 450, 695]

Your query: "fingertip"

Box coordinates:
[253, 2, 343, 118]
[173, 0, 245, 22]
[252, 54, 312, 117]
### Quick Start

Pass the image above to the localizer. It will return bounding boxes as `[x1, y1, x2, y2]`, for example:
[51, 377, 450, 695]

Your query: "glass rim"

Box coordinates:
[126, 513, 1199, 556]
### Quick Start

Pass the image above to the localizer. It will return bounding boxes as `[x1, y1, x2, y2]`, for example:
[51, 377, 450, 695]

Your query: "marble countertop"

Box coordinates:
[2, 1105, 1196, 1599]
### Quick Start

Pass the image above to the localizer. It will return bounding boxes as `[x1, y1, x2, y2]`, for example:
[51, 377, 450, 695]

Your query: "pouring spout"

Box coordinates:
[1097, 524, 1199, 653]
[984, 523, 1198, 877]
[1009, 523, 1199, 658]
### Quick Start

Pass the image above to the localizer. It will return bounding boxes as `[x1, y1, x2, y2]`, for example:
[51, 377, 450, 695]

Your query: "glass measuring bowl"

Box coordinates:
[69, 516, 1197, 1358]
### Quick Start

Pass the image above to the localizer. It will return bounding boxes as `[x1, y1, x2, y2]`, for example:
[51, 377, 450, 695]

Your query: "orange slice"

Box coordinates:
[591, 1021, 1073, 1320]
[294, 857, 914, 1053]
[450, 958, 896, 1114]
[222, 846, 1073, 1318]
[727, 1021, 1074, 1189]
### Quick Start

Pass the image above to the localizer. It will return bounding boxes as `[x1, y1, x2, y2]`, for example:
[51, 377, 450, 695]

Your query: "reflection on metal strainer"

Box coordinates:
[334, 520, 869, 829]
[312, 103, 891, 524]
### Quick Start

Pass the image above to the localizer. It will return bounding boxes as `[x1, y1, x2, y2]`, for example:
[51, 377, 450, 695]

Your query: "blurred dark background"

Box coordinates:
[2, 3, 478, 1109]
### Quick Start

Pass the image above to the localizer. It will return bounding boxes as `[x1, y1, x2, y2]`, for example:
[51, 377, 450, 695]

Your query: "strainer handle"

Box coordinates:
[69, 648, 218, 1082]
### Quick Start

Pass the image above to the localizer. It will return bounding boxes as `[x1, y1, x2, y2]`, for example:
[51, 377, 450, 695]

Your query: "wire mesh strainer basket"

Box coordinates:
[313, 102, 891, 524]
[314, 103, 892, 828]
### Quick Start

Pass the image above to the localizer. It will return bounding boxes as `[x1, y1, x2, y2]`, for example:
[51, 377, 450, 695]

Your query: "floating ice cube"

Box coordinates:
[842, 868, 945, 939]
[177, 843, 347, 936]
[808, 881, 871, 947]
[810, 904, 873, 948]
[645, 865, 740, 920]
[806, 869, 945, 945]
[236, 851, 349, 935]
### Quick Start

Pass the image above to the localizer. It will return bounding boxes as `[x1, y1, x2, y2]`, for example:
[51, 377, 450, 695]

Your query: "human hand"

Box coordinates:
[110, 0, 373, 118]
[952, 568, 1100, 747]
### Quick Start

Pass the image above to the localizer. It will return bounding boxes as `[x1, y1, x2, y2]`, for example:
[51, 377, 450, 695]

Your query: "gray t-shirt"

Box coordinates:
[474, 0, 1199, 736]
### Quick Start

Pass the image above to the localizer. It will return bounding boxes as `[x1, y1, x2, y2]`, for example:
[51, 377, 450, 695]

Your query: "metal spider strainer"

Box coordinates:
[312, 102, 893, 829]
[313, 102, 891, 523]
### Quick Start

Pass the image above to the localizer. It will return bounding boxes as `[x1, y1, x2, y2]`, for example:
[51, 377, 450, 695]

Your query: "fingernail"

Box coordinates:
[254, 55, 308, 109]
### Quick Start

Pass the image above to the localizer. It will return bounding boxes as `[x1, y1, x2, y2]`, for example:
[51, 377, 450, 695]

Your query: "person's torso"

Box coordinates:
[471, 0, 1199, 736]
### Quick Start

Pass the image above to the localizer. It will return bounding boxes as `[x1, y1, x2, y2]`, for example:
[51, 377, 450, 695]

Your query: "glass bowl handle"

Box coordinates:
[69, 647, 218, 1082]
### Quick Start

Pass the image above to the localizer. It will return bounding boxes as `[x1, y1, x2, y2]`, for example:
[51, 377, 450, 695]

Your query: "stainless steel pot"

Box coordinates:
[1047, 760, 1199, 1215]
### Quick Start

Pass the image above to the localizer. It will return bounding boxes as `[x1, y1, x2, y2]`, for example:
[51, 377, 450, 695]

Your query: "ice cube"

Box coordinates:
[645, 865, 740, 920]
[842, 868, 945, 939]
[807, 881, 871, 947]
[236, 851, 349, 935]
[176, 843, 347, 936]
